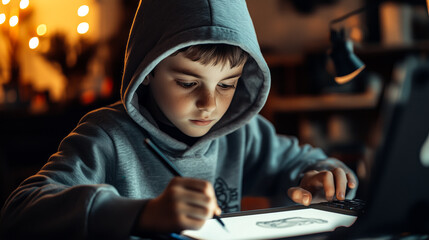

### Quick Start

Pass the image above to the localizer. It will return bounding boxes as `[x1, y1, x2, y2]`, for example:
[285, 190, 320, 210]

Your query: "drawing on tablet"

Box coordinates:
[182, 208, 357, 240]
[256, 217, 328, 229]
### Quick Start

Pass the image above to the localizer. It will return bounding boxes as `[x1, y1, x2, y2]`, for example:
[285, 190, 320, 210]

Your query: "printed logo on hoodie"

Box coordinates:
[214, 177, 239, 213]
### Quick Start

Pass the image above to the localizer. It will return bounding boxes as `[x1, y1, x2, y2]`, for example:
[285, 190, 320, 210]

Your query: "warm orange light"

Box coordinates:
[0, 13, 5, 24]
[20, 0, 29, 9]
[9, 15, 18, 27]
[427, 0, 429, 15]
[77, 22, 89, 34]
[2, 0, 10, 5]
[78, 5, 89, 17]
[100, 77, 114, 98]
[80, 90, 96, 105]
[37, 24, 47, 36]
[29, 37, 39, 49]
[350, 27, 363, 43]
[335, 65, 366, 84]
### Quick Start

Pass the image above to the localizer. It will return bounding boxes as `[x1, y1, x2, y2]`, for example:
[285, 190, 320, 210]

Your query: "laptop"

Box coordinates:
[181, 57, 429, 239]
[330, 56, 429, 237]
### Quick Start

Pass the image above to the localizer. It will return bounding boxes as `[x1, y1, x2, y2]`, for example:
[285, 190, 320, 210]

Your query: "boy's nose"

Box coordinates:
[196, 90, 216, 112]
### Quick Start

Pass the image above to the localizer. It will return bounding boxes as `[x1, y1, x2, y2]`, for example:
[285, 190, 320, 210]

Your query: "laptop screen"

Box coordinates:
[352, 57, 429, 234]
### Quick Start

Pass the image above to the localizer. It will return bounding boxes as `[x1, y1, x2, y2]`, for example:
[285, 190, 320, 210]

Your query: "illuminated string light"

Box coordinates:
[77, 5, 89, 17]
[29, 37, 39, 49]
[9, 15, 18, 27]
[77, 22, 89, 34]
[20, 0, 29, 9]
[37, 24, 47, 36]
[2, 0, 10, 5]
[0, 13, 5, 24]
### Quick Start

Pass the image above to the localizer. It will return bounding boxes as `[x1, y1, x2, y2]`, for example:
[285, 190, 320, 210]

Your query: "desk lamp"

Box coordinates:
[329, 1, 429, 85]
[328, 6, 367, 85]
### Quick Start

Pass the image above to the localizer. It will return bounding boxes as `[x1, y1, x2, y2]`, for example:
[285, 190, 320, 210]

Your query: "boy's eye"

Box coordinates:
[218, 83, 236, 89]
[176, 81, 197, 88]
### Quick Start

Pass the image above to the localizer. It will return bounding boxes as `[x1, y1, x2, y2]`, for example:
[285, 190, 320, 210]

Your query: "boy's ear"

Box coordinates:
[142, 71, 155, 86]
[142, 74, 151, 86]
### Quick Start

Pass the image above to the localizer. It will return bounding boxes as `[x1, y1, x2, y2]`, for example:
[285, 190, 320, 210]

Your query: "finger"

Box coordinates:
[346, 172, 357, 189]
[317, 171, 335, 201]
[178, 201, 213, 220]
[176, 188, 212, 208]
[215, 206, 222, 216]
[332, 168, 347, 200]
[288, 187, 312, 206]
[170, 178, 218, 215]
[175, 212, 206, 231]
[177, 178, 214, 194]
[300, 170, 324, 190]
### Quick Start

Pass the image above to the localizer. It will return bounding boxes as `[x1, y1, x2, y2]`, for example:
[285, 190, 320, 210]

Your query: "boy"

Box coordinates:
[0, 0, 357, 239]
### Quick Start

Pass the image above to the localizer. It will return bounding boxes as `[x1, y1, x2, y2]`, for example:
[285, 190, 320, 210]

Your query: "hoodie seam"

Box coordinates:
[206, 0, 213, 25]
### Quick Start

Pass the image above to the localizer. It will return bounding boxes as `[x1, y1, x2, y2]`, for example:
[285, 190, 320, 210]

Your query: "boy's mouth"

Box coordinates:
[190, 119, 213, 126]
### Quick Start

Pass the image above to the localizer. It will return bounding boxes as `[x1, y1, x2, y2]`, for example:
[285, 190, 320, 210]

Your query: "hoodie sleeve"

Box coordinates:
[0, 119, 147, 240]
[242, 115, 357, 206]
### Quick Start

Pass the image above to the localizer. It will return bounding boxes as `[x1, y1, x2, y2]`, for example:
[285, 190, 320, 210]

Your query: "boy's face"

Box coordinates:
[146, 52, 244, 137]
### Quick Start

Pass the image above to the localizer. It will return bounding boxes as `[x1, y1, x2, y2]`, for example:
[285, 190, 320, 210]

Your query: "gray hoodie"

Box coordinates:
[0, 0, 355, 239]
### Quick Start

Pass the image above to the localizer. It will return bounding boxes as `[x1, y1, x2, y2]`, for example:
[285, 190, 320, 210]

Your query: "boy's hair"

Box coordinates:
[174, 44, 249, 68]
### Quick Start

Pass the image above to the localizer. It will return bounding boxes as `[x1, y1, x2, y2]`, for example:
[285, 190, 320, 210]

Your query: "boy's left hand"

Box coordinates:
[287, 167, 357, 206]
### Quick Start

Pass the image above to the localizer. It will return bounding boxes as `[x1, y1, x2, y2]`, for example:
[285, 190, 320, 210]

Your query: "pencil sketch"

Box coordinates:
[256, 217, 328, 229]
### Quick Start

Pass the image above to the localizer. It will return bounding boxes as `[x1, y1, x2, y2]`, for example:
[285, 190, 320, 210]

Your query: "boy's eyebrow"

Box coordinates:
[171, 67, 242, 80]
[171, 67, 202, 78]
[222, 72, 242, 80]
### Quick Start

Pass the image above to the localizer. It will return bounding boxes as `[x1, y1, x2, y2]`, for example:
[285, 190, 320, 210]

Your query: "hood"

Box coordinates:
[121, 0, 271, 152]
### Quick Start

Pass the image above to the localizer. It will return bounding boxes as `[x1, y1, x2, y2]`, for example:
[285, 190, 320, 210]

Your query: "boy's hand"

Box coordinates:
[135, 177, 221, 234]
[287, 168, 357, 206]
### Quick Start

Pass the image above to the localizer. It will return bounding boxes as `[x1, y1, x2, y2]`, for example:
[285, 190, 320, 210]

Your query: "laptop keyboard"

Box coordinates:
[311, 199, 366, 216]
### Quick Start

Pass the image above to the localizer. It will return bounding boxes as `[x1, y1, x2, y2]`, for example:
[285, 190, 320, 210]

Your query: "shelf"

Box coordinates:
[261, 86, 381, 121]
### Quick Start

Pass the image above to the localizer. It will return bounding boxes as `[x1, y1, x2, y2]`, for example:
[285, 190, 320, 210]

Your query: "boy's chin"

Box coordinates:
[180, 128, 210, 138]
[183, 131, 208, 138]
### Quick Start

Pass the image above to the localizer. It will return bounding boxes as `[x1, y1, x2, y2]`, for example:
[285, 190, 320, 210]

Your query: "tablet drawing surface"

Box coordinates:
[256, 217, 328, 229]
[182, 208, 357, 240]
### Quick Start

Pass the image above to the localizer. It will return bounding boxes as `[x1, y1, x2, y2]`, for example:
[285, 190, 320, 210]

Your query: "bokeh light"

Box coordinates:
[350, 27, 363, 43]
[0, 13, 5, 24]
[77, 22, 89, 34]
[77, 5, 89, 17]
[29, 37, 39, 49]
[9, 15, 18, 27]
[2, 0, 10, 5]
[20, 0, 29, 9]
[37, 24, 47, 36]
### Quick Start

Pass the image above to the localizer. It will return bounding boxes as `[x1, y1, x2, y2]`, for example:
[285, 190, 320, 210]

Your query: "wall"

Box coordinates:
[246, 0, 364, 54]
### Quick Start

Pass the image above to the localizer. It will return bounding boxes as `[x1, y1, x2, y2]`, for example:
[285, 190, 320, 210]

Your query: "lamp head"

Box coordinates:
[329, 28, 366, 84]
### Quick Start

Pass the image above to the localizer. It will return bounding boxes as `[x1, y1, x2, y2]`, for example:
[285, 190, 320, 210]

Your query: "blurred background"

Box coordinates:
[0, 0, 428, 208]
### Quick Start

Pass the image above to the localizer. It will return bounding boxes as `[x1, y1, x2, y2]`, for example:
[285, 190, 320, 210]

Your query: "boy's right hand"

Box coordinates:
[135, 177, 221, 234]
